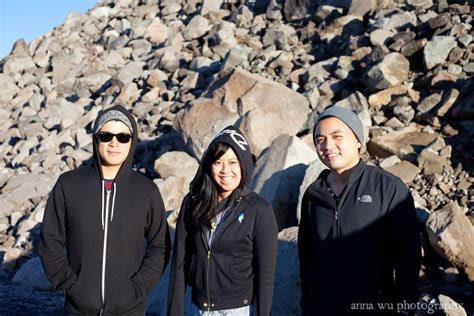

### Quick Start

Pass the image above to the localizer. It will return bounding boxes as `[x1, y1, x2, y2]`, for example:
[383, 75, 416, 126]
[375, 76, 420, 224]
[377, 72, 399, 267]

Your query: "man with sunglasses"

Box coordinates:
[39, 105, 170, 315]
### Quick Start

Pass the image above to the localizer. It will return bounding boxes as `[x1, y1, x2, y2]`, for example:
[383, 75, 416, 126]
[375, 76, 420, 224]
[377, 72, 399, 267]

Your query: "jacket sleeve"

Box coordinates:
[38, 177, 78, 292]
[297, 191, 311, 313]
[130, 187, 170, 297]
[253, 198, 278, 316]
[387, 179, 421, 310]
[167, 195, 190, 316]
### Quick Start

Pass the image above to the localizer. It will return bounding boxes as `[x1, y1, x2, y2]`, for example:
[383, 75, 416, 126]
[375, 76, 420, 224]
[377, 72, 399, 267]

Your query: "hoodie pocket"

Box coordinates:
[106, 267, 138, 313]
[67, 265, 102, 313]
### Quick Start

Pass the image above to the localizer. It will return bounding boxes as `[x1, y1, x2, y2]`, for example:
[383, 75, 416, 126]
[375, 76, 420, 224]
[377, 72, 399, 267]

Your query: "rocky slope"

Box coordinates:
[0, 0, 473, 314]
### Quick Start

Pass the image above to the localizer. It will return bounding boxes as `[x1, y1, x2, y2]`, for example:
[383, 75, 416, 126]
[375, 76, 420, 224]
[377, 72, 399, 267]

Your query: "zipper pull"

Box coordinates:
[207, 250, 211, 259]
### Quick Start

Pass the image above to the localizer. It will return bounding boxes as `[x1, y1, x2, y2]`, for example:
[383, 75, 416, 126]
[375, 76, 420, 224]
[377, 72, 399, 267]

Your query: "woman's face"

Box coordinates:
[211, 148, 242, 201]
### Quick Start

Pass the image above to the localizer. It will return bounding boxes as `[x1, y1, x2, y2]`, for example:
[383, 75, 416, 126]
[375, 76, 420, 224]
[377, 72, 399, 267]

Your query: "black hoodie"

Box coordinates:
[39, 105, 170, 315]
[168, 126, 278, 315]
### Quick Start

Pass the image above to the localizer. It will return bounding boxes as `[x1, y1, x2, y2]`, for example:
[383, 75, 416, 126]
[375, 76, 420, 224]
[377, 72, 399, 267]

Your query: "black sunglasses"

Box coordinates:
[96, 132, 132, 143]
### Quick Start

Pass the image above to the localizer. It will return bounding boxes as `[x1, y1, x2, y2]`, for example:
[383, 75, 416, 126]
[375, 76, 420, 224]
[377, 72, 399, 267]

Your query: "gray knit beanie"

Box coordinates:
[313, 106, 364, 144]
[93, 110, 133, 134]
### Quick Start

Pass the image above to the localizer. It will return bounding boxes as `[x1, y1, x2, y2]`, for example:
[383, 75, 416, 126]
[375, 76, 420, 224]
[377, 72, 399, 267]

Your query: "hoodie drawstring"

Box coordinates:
[111, 183, 116, 222]
[101, 180, 105, 230]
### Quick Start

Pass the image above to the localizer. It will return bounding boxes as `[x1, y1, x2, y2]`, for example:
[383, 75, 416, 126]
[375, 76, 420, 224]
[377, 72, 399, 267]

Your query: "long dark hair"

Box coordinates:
[191, 142, 245, 228]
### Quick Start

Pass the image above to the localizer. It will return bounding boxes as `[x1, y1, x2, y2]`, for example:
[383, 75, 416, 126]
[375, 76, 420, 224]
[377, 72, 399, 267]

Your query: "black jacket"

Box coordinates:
[39, 105, 170, 315]
[167, 126, 278, 315]
[298, 160, 421, 315]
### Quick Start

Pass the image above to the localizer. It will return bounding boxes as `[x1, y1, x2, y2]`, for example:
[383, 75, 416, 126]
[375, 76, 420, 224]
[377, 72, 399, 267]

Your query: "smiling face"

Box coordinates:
[210, 147, 242, 201]
[314, 116, 361, 174]
[97, 120, 132, 175]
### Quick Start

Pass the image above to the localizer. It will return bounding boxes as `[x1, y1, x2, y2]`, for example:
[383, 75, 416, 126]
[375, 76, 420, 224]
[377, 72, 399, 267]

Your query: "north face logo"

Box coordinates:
[358, 195, 372, 203]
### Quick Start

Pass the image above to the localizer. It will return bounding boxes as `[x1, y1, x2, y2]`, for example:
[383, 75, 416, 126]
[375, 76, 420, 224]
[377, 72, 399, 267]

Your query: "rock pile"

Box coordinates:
[0, 0, 473, 314]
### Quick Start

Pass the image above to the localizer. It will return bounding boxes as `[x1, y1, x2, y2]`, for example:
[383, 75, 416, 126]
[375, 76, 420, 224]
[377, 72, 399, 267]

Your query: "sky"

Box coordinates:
[0, 0, 98, 58]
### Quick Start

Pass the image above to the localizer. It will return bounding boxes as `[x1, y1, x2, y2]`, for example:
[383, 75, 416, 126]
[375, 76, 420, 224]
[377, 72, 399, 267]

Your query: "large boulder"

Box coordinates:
[12, 256, 52, 290]
[251, 134, 316, 230]
[425, 202, 474, 282]
[272, 227, 301, 315]
[296, 159, 328, 223]
[362, 53, 410, 91]
[174, 68, 309, 158]
[368, 125, 438, 162]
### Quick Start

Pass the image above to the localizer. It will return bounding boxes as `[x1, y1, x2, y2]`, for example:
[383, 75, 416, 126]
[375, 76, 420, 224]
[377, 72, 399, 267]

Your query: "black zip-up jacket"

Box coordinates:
[39, 105, 170, 315]
[167, 126, 278, 315]
[298, 160, 421, 315]
[168, 193, 278, 315]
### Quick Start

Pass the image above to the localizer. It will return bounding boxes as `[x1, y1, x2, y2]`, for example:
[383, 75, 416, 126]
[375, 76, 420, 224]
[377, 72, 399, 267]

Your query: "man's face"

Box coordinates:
[97, 121, 132, 169]
[314, 116, 361, 174]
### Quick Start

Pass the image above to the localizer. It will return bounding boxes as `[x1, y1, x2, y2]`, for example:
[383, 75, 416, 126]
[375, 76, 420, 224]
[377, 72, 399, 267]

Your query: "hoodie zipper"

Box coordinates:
[101, 188, 111, 306]
[201, 198, 243, 311]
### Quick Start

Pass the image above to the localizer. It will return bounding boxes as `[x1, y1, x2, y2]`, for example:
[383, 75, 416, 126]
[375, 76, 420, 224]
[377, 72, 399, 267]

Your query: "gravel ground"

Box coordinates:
[0, 281, 65, 316]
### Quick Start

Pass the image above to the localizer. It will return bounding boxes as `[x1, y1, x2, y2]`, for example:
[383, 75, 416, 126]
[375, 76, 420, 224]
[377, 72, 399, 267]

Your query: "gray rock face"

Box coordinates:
[12, 257, 51, 290]
[424, 36, 457, 70]
[363, 53, 410, 91]
[272, 227, 301, 315]
[175, 68, 309, 158]
[425, 202, 474, 282]
[251, 134, 316, 230]
[368, 126, 439, 162]
[296, 159, 327, 223]
[0, 74, 20, 103]
[154, 151, 199, 180]
[182, 15, 211, 40]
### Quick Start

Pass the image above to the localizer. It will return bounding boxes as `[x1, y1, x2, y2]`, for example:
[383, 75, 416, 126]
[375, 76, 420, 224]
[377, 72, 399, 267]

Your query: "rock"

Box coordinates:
[76, 73, 112, 96]
[116, 61, 145, 85]
[175, 68, 309, 158]
[296, 159, 328, 223]
[272, 227, 301, 315]
[437, 294, 467, 316]
[154, 151, 199, 179]
[417, 93, 442, 114]
[144, 17, 170, 44]
[251, 134, 316, 230]
[408, 0, 433, 12]
[435, 88, 459, 117]
[379, 155, 401, 169]
[368, 125, 439, 162]
[368, 86, 408, 110]
[10, 38, 30, 57]
[2, 248, 23, 269]
[425, 202, 474, 282]
[262, 24, 298, 51]
[374, 11, 417, 31]
[3, 57, 37, 76]
[369, 29, 394, 47]
[451, 91, 474, 120]
[182, 15, 210, 40]
[12, 257, 52, 290]
[0, 74, 20, 103]
[417, 148, 449, 176]
[348, 0, 378, 16]
[363, 53, 410, 91]
[283, 0, 317, 22]
[201, 0, 223, 16]
[155, 176, 190, 216]
[384, 160, 421, 184]
[423, 36, 457, 70]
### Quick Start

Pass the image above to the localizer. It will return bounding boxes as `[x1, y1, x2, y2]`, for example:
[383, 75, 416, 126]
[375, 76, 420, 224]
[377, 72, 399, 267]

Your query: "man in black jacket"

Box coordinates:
[298, 106, 421, 315]
[39, 105, 170, 315]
